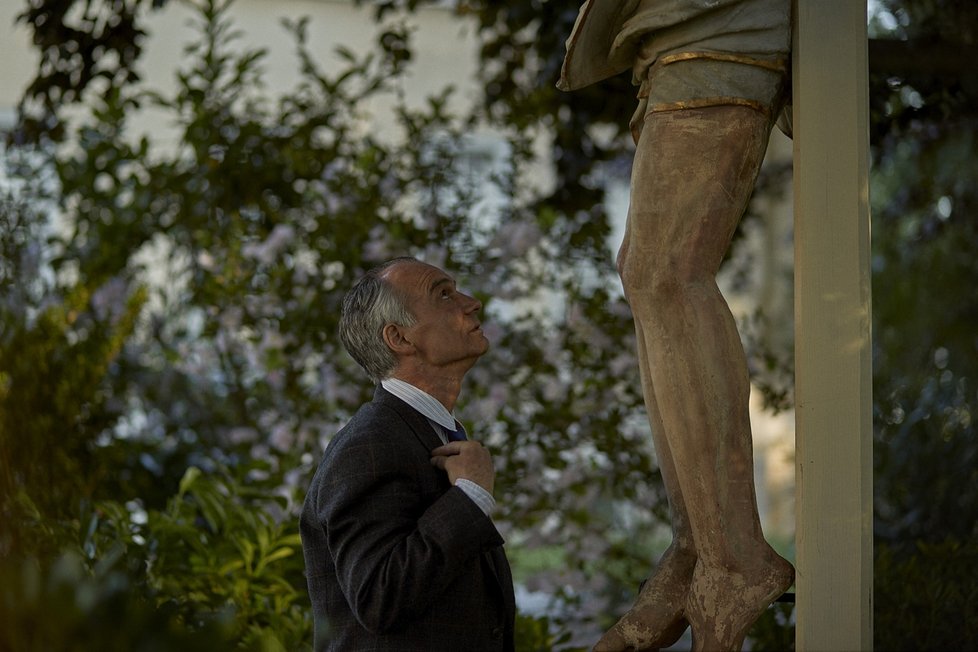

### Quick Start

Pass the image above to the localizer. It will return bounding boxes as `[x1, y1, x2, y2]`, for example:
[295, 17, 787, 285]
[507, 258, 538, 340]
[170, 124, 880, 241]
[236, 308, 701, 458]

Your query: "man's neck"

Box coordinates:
[388, 372, 461, 413]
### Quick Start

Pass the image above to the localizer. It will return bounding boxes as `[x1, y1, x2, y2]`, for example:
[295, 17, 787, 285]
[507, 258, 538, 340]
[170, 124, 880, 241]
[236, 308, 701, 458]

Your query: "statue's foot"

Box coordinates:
[686, 551, 794, 652]
[593, 547, 696, 652]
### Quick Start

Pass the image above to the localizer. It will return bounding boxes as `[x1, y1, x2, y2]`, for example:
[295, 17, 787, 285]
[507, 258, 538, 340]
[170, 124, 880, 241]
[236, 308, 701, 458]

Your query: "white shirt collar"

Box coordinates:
[381, 378, 457, 431]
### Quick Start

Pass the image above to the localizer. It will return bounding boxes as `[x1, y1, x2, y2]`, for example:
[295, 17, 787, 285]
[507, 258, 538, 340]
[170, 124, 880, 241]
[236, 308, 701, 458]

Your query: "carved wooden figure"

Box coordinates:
[558, 1, 795, 649]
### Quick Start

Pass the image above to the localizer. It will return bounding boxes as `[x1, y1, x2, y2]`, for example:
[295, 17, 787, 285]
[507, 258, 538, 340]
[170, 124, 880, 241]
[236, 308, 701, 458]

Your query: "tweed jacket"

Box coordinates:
[299, 386, 516, 652]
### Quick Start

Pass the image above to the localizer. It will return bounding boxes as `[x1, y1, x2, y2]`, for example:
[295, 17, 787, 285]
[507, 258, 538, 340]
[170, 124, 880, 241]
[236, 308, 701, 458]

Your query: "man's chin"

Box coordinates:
[463, 341, 489, 366]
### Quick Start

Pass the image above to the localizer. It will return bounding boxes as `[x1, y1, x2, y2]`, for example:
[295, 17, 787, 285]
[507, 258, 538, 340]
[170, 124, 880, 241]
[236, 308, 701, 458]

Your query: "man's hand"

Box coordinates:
[430, 441, 495, 494]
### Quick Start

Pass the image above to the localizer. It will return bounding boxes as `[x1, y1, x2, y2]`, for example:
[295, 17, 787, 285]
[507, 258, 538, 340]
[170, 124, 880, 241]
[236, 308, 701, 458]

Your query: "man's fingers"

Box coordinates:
[430, 440, 495, 494]
[430, 442, 464, 469]
[430, 442, 461, 457]
[430, 441, 487, 470]
[431, 440, 481, 457]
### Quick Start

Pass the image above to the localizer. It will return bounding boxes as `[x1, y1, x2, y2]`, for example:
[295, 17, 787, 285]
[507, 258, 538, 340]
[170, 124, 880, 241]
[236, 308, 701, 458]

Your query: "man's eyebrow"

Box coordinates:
[428, 276, 455, 294]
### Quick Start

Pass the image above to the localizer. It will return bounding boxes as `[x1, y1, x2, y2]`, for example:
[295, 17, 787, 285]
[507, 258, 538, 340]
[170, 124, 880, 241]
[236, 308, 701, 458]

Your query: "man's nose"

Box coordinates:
[462, 292, 482, 313]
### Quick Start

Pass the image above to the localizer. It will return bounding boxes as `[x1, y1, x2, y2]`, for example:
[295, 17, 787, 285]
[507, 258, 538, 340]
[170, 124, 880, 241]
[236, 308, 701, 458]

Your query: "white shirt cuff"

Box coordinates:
[454, 478, 495, 516]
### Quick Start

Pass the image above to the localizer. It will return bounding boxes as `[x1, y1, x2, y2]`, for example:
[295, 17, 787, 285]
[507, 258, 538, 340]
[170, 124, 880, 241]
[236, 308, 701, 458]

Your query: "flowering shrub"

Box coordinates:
[1, 0, 662, 647]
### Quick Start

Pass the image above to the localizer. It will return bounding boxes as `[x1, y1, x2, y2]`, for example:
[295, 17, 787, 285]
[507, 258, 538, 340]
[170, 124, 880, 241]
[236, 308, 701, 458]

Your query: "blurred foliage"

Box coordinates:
[148, 466, 310, 649]
[0, 550, 233, 652]
[746, 601, 796, 652]
[4, 0, 977, 649]
[3, 0, 662, 648]
[514, 612, 584, 652]
[0, 466, 307, 651]
[875, 539, 978, 651]
[869, 0, 978, 547]
[868, 1, 978, 649]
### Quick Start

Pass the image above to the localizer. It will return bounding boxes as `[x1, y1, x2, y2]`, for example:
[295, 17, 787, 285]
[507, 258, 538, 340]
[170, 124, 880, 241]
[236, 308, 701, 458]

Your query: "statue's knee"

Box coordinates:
[621, 259, 686, 310]
[616, 244, 628, 281]
[620, 255, 660, 304]
[617, 250, 640, 300]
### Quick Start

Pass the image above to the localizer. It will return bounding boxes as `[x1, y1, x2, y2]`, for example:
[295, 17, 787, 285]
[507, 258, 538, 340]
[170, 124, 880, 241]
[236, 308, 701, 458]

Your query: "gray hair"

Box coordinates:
[339, 258, 418, 382]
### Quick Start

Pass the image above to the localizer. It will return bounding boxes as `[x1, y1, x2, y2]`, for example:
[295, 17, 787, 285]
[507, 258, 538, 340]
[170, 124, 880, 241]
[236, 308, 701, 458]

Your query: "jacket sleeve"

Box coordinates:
[314, 426, 504, 633]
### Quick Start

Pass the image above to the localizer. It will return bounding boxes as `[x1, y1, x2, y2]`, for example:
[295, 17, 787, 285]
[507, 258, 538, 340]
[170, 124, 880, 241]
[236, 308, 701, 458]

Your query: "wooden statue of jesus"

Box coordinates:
[558, 1, 795, 650]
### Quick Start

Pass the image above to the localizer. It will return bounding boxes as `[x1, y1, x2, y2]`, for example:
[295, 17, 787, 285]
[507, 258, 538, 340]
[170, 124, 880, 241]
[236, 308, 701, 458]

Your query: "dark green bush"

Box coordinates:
[0, 551, 233, 652]
[875, 538, 978, 651]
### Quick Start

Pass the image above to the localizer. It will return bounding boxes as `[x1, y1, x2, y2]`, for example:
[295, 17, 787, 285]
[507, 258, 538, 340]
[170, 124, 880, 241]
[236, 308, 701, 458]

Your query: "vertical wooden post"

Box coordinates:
[792, 1, 873, 650]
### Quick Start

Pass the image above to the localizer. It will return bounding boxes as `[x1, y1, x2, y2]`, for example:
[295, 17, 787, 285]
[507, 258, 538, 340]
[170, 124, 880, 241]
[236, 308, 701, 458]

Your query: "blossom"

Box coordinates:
[489, 218, 542, 259]
[242, 224, 296, 264]
[90, 276, 129, 323]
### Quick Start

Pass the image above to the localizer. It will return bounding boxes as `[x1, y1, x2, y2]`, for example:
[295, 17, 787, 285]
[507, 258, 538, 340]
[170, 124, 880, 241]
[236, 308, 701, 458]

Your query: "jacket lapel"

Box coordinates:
[372, 385, 443, 452]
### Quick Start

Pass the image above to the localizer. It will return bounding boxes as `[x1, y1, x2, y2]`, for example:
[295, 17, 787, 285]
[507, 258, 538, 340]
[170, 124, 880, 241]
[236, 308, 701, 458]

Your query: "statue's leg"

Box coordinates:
[618, 104, 793, 652]
[593, 174, 698, 652]
[593, 326, 696, 650]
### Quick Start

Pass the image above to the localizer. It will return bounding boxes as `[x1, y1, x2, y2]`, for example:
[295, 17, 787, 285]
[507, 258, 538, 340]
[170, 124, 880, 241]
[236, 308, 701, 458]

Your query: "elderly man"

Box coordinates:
[299, 257, 515, 651]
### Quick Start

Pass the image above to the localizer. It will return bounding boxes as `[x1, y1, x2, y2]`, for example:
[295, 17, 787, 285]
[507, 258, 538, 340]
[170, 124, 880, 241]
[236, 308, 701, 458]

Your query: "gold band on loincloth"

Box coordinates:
[657, 51, 788, 74]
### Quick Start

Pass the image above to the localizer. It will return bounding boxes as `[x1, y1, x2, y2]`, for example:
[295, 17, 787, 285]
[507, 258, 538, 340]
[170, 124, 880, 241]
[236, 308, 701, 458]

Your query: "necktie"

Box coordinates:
[443, 421, 467, 442]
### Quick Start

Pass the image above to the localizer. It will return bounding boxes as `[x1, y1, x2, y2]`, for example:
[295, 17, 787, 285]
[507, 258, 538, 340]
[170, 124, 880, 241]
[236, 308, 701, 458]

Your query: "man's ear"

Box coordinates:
[383, 323, 414, 355]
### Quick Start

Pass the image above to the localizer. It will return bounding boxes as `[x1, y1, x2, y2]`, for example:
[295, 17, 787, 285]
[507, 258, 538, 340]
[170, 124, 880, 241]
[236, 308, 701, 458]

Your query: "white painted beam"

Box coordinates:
[792, 0, 874, 649]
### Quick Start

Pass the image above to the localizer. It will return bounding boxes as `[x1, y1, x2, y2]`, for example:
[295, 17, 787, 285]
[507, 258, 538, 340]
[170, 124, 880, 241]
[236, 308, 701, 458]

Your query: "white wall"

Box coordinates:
[0, 0, 36, 123]
[0, 0, 484, 132]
